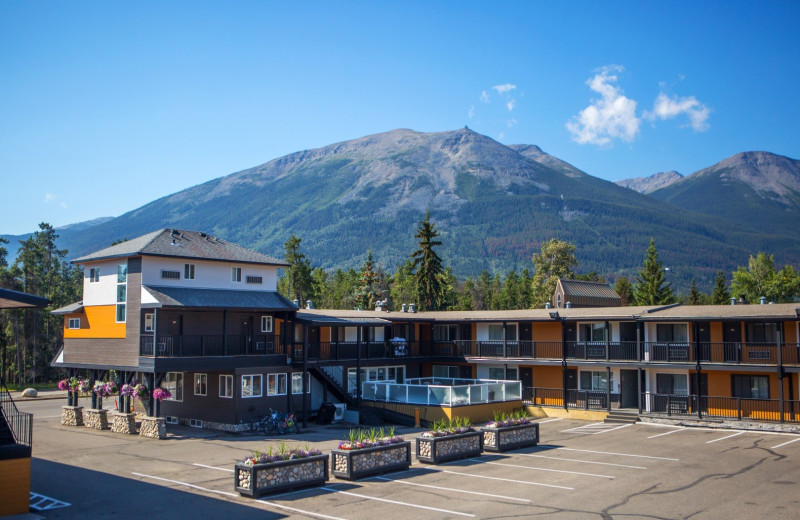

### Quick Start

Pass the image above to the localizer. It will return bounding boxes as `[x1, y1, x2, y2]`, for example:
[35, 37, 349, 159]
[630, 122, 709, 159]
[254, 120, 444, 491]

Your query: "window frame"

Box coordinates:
[89, 267, 100, 283]
[261, 315, 273, 333]
[579, 370, 612, 391]
[231, 267, 242, 283]
[144, 313, 154, 332]
[164, 372, 184, 402]
[292, 372, 311, 394]
[184, 263, 196, 280]
[731, 374, 769, 399]
[68, 317, 81, 329]
[194, 373, 207, 396]
[267, 373, 288, 396]
[241, 374, 263, 398]
[219, 375, 233, 398]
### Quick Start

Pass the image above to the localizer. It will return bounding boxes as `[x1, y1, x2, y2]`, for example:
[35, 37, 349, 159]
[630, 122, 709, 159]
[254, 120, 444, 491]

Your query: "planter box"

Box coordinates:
[331, 442, 411, 480]
[235, 454, 328, 498]
[111, 412, 137, 434]
[61, 405, 84, 427]
[416, 431, 483, 464]
[481, 422, 539, 452]
[84, 408, 109, 430]
[139, 416, 166, 439]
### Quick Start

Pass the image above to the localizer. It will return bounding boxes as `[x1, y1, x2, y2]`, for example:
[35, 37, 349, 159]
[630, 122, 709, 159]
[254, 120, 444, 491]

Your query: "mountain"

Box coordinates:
[1, 216, 115, 262]
[30, 128, 800, 290]
[649, 151, 800, 236]
[57, 216, 115, 232]
[616, 171, 683, 194]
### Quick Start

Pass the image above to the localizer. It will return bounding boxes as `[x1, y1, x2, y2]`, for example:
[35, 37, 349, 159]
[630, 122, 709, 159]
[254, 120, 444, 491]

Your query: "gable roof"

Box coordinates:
[72, 229, 288, 266]
[554, 279, 621, 307]
[0, 287, 50, 309]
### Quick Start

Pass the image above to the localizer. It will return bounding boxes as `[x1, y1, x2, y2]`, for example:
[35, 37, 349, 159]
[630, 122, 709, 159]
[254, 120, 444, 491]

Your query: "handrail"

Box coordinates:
[0, 382, 33, 447]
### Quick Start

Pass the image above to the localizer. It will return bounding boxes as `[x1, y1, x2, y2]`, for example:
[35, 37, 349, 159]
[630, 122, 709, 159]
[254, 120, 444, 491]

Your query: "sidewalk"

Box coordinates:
[9, 389, 65, 401]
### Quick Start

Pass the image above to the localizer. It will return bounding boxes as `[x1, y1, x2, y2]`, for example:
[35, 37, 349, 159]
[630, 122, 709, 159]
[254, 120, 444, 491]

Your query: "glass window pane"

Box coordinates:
[117, 285, 126, 303]
[116, 304, 126, 322]
[488, 325, 503, 341]
[117, 264, 127, 283]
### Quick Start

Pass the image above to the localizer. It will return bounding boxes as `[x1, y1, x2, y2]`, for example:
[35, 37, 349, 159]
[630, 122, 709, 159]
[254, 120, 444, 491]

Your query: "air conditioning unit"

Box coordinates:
[332, 403, 346, 423]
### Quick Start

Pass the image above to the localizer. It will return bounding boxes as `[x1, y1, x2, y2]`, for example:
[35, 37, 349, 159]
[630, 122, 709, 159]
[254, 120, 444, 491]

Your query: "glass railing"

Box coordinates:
[362, 379, 523, 406]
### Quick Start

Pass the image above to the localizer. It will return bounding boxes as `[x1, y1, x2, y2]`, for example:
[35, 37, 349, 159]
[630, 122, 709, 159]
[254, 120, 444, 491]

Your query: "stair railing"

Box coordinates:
[0, 382, 33, 447]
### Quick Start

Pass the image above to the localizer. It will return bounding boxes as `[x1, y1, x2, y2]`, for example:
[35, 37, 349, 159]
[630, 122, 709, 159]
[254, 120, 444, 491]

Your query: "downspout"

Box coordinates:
[777, 322, 784, 423]
[694, 322, 702, 419]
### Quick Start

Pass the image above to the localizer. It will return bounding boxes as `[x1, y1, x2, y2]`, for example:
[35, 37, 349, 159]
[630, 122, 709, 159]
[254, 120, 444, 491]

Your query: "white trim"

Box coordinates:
[261, 315, 273, 333]
[144, 313, 154, 332]
[67, 318, 81, 329]
[241, 374, 262, 398]
[164, 372, 184, 402]
[267, 373, 287, 396]
[219, 374, 233, 398]
[184, 263, 196, 280]
[231, 266, 242, 283]
[194, 373, 207, 396]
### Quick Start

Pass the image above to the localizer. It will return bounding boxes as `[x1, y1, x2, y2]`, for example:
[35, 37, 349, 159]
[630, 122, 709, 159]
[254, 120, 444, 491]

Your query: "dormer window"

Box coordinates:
[231, 267, 242, 282]
[556, 293, 562, 309]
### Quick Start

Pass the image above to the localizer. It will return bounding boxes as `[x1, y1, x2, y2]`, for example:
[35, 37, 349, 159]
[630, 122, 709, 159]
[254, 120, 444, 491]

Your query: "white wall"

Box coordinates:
[82, 259, 127, 306]
[475, 322, 518, 341]
[141, 257, 279, 291]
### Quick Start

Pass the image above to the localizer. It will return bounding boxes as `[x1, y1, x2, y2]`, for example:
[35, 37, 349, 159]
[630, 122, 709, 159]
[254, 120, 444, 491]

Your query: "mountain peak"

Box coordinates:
[692, 150, 800, 201]
[616, 171, 683, 194]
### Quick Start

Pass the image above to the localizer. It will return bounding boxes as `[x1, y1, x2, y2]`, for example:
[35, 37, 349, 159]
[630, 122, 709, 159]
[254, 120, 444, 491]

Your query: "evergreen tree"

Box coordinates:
[309, 268, 332, 308]
[520, 268, 533, 309]
[389, 260, 416, 310]
[410, 211, 446, 310]
[277, 235, 313, 305]
[330, 268, 359, 309]
[455, 277, 476, 311]
[474, 270, 494, 310]
[500, 271, 521, 310]
[710, 270, 730, 305]
[354, 251, 381, 309]
[633, 238, 674, 305]
[530, 239, 577, 307]
[688, 278, 703, 305]
[614, 276, 634, 306]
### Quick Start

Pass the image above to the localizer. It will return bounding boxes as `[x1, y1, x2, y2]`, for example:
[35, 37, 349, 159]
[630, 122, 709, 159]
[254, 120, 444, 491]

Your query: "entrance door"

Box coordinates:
[565, 368, 578, 404]
[241, 317, 253, 354]
[696, 322, 711, 360]
[564, 323, 577, 358]
[723, 322, 742, 362]
[620, 369, 638, 408]
[690, 372, 709, 413]
[520, 367, 533, 388]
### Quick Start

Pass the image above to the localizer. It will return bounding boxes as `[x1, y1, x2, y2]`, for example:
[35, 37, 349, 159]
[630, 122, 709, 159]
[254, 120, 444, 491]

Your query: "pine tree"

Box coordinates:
[520, 268, 533, 309]
[277, 235, 313, 305]
[688, 278, 703, 305]
[530, 239, 577, 307]
[633, 238, 674, 305]
[710, 270, 730, 305]
[354, 251, 380, 309]
[614, 276, 634, 306]
[389, 260, 416, 310]
[410, 211, 446, 310]
[731, 252, 800, 303]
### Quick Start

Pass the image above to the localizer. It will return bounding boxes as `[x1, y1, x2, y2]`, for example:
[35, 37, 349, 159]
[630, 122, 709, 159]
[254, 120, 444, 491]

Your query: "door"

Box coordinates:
[723, 322, 742, 362]
[696, 322, 711, 360]
[241, 317, 253, 354]
[619, 322, 637, 360]
[565, 323, 577, 358]
[162, 315, 182, 355]
[620, 369, 638, 408]
[520, 367, 533, 388]
[565, 368, 578, 404]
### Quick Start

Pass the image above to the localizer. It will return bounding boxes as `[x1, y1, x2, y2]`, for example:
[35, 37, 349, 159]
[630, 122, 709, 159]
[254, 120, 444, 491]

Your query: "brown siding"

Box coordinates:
[532, 366, 563, 388]
[532, 322, 561, 342]
[710, 322, 723, 343]
[0, 457, 31, 516]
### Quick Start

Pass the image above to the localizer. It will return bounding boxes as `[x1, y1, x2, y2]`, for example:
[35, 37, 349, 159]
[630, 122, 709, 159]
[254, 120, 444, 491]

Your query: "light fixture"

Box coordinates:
[549, 311, 560, 320]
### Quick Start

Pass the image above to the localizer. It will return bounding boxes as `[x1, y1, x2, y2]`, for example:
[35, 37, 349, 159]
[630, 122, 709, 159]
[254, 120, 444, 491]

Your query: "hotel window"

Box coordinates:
[164, 372, 184, 401]
[579, 370, 612, 391]
[89, 267, 100, 283]
[580, 323, 606, 342]
[261, 316, 273, 333]
[432, 365, 460, 379]
[292, 372, 310, 394]
[656, 324, 688, 343]
[488, 367, 517, 380]
[488, 324, 517, 341]
[747, 323, 777, 343]
[267, 373, 287, 396]
[231, 267, 242, 282]
[116, 263, 127, 323]
[656, 373, 688, 395]
[184, 263, 195, 280]
[144, 314, 154, 332]
[117, 264, 127, 283]
[732, 375, 769, 399]
[433, 324, 458, 341]
[68, 318, 80, 329]
[219, 375, 233, 398]
[194, 373, 207, 396]
[241, 375, 262, 398]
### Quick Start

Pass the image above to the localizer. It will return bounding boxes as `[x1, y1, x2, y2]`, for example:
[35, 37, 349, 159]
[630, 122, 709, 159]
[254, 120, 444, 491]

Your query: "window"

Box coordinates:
[656, 373, 688, 395]
[747, 323, 777, 343]
[581, 323, 606, 342]
[657, 324, 688, 343]
[116, 304, 126, 322]
[184, 263, 195, 280]
[89, 267, 100, 283]
[164, 372, 184, 401]
[732, 375, 769, 399]
[488, 323, 517, 341]
[261, 316, 273, 333]
[144, 314, 154, 332]
[219, 375, 233, 398]
[231, 267, 242, 282]
[117, 264, 127, 283]
[348, 366, 405, 394]
[292, 372, 311, 394]
[116, 263, 127, 323]
[241, 375, 262, 398]
[556, 293, 562, 308]
[433, 324, 458, 341]
[488, 367, 518, 380]
[246, 275, 262, 284]
[68, 318, 80, 329]
[116, 284, 126, 303]
[194, 373, 207, 396]
[267, 373, 287, 395]
[433, 365, 460, 379]
[579, 371, 612, 391]
[161, 270, 181, 279]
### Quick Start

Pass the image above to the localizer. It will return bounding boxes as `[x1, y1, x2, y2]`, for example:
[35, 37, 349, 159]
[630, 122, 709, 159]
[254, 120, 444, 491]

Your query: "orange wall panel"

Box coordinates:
[532, 322, 561, 342]
[533, 366, 563, 388]
[63, 305, 125, 339]
[710, 322, 723, 344]
[0, 456, 31, 516]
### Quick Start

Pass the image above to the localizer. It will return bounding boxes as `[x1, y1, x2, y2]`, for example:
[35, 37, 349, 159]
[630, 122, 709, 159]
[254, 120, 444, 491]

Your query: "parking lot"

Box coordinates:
[19, 399, 800, 519]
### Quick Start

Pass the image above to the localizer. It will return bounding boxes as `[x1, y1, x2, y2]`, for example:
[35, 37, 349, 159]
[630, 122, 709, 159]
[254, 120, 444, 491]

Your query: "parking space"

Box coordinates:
[21, 399, 800, 519]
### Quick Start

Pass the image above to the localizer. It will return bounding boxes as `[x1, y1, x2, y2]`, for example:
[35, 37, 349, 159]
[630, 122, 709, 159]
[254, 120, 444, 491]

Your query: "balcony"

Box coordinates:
[646, 342, 800, 365]
[140, 334, 284, 357]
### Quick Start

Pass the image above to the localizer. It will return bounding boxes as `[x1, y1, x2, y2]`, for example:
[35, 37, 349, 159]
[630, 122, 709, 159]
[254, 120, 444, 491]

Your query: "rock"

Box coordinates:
[22, 388, 37, 397]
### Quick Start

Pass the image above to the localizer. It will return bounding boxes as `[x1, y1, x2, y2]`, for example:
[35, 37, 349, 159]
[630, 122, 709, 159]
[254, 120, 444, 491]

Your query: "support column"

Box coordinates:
[90, 370, 97, 409]
[637, 367, 643, 414]
[561, 320, 568, 411]
[147, 373, 155, 417]
[606, 366, 611, 413]
[302, 323, 309, 428]
[356, 327, 362, 413]
[694, 322, 703, 419]
[777, 322, 784, 423]
[502, 321, 508, 358]
[222, 310, 228, 356]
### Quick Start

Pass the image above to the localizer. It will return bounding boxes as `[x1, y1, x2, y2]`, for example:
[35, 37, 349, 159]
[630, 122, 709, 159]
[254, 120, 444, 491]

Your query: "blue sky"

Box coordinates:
[2, 1, 798, 235]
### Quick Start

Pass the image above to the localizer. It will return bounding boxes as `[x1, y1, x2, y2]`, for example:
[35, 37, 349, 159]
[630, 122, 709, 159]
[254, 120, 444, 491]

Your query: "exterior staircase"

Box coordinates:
[604, 410, 640, 424]
[0, 382, 34, 516]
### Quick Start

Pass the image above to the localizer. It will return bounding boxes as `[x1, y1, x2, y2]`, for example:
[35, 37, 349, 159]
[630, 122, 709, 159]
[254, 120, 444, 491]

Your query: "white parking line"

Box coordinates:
[439, 469, 574, 490]
[648, 428, 685, 439]
[193, 463, 234, 472]
[517, 453, 647, 470]
[561, 423, 632, 435]
[594, 424, 633, 434]
[369, 475, 531, 503]
[771, 437, 800, 449]
[706, 431, 744, 444]
[543, 446, 679, 461]
[260, 500, 351, 520]
[537, 418, 565, 424]
[468, 458, 614, 479]
[320, 486, 475, 517]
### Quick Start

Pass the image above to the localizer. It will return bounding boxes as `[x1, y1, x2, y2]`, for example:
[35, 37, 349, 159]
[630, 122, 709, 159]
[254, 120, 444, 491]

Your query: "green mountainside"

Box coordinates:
[4, 130, 800, 291]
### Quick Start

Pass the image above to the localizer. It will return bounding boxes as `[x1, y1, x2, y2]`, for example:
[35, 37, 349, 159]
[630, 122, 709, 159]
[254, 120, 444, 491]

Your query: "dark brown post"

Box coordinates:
[777, 322, 784, 423]
[302, 323, 309, 428]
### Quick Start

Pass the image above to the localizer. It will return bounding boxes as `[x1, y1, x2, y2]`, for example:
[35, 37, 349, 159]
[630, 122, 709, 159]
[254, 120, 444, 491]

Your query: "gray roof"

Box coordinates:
[51, 301, 85, 315]
[143, 286, 297, 311]
[558, 279, 621, 301]
[73, 229, 288, 266]
[296, 312, 391, 326]
[0, 288, 50, 309]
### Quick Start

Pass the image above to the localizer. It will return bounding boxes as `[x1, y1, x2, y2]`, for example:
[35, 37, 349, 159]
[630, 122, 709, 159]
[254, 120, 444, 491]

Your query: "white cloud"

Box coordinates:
[480, 90, 490, 103]
[566, 65, 640, 146]
[492, 84, 517, 94]
[468, 105, 475, 119]
[498, 132, 505, 140]
[506, 99, 516, 112]
[507, 118, 518, 128]
[45, 193, 57, 203]
[60, 201, 68, 210]
[645, 92, 710, 131]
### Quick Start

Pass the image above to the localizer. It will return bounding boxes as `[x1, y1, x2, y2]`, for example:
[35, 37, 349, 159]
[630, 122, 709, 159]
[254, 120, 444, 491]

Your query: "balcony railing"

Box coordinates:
[646, 342, 800, 365]
[140, 334, 284, 357]
[642, 392, 800, 423]
[522, 386, 621, 410]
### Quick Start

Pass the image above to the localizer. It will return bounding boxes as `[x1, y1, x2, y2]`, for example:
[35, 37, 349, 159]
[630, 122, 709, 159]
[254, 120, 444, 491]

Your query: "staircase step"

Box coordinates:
[604, 411, 639, 424]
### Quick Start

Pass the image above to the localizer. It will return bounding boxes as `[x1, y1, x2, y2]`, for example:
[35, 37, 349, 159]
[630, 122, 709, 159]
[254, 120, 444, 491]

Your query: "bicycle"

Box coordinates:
[258, 409, 301, 435]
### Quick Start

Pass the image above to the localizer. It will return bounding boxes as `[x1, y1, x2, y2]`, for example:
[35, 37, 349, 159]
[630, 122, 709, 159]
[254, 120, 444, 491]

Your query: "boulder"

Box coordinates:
[22, 388, 38, 398]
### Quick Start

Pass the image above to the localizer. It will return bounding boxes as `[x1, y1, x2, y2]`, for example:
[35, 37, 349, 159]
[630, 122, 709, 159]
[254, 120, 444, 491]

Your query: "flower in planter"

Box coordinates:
[242, 443, 323, 465]
[337, 427, 404, 450]
[134, 383, 149, 402]
[93, 381, 112, 398]
[120, 383, 135, 398]
[420, 416, 474, 438]
[152, 387, 172, 401]
[77, 378, 92, 395]
[58, 379, 70, 391]
[104, 381, 118, 396]
[486, 409, 532, 428]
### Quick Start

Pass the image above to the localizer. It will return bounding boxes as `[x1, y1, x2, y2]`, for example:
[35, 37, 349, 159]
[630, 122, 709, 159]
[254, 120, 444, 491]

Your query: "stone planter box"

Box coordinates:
[61, 405, 84, 427]
[84, 408, 109, 430]
[481, 422, 539, 452]
[235, 454, 328, 498]
[331, 442, 411, 480]
[139, 416, 166, 439]
[111, 412, 137, 434]
[415, 431, 483, 464]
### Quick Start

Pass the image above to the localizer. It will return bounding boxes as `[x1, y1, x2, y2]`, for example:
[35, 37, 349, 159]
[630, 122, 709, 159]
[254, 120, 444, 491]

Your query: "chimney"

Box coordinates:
[730, 298, 736, 306]
[760, 296, 766, 305]
[306, 300, 313, 309]
[566, 301, 572, 309]
[292, 298, 300, 307]
[401, 303, 407, 313]
[545, 302, 551, 309]
[409, 303, 417, 313]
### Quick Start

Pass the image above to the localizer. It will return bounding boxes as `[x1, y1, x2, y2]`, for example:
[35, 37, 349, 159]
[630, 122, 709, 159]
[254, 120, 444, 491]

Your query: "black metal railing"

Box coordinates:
[1, 383, 33, 447]
[522, 386, 619, 410]
[140, 334, 283, 357]
[645, 342, 800, 365]
[642, 393, 800, 423]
